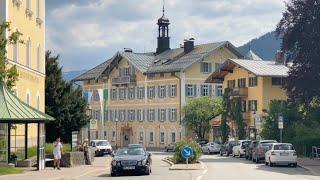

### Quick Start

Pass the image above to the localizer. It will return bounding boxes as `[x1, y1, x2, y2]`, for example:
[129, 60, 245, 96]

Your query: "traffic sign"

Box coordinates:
[278, 116, 283, 129]
[181, 146, 193, 159]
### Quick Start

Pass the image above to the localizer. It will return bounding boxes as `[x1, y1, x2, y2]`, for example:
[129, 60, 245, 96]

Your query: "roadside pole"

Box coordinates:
[278, 116, 283, 143]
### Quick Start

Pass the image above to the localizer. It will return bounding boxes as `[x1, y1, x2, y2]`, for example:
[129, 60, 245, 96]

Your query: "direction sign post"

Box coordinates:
[278, 116, 283, 143]
[181, 146, 193, 165]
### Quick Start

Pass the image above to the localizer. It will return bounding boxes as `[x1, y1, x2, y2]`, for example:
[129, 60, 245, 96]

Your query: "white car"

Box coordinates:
[265, 143, 297, 167]
[232, 140, 251, 157]
[91, 140, 113, 156]
[201, 142, 221, 154]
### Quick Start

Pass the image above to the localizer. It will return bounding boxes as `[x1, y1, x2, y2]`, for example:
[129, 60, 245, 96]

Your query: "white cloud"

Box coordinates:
[45, 0, 286, 71]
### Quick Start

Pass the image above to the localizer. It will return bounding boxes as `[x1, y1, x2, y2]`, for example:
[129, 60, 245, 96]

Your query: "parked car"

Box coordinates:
[202, 142, 221, 154]
[91, 140, 112, 156]
[245, 140, 259, 160]
[197, 140, 209, 147]
[128, 144, 144, 149]
[265, 143, 297, 167]
[232, 140, 251, 157]
[165, 143, 175, 152]
[252, 140, 277, 163]
[220, 141, 239, 156]
[110, 147, 152, 176]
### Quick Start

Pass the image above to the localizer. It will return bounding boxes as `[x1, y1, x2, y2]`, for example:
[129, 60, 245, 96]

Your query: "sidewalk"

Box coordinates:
[1, 156, 112, 180]
[298, 157, 320, 176]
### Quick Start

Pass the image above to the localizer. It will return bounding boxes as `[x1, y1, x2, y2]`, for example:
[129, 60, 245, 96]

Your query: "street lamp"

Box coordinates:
[252, 111, 257, 140]
[86, 105, 92, 142]
[115, 118, 119, 150]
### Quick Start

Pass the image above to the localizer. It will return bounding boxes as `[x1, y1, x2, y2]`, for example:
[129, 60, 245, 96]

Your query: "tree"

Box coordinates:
[276, 0, 320, 106]
[220, 88, 231, 143]
[45, 51, 88, 142]
[0, 22, 22, 90]
[183, 96, 223, 140]
[230, 98, 246, 139]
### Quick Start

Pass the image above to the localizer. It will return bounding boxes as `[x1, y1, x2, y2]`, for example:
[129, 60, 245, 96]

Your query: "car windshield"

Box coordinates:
[261, 141, 276, 146]
[96, 141, 109, 146]
[274, 144, 294, 150]
[116, 148, 145, 156]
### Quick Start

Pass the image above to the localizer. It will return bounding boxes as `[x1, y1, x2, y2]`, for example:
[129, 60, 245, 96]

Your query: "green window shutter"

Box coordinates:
[200, 63, 204, 72]
[209, 85, 212, 96]
[208, 63, 212, 72]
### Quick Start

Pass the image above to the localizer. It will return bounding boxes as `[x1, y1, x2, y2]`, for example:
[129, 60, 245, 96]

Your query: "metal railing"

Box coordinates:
[111, 75, 136, 85]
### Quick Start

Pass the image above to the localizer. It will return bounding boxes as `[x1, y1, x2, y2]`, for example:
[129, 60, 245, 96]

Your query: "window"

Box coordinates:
[147, 74, 155, 79]
[119, 88, 126, 100]
[37, 45, 41, 71]
[109, 110, 114, 121]
[227, 80, 236, 88]
[201, 62, 212, 73]
[119, 110, 126, 121]
[26, 93, 30, 105]
[171, 132, 176, 143]
[160, 73, 164, 78]
[93, 91, 99, 101]
[128, 87, 135, 99]
[149, 132, 154, 143]
[272, 77, 284, 86]
[147, 86, 155, 99]
[186, 84, 196, 97]
[111, 89, 117, 100]
[201, 85, 209, 96]
[36, 96, 40, 110]
[112, 131, 116, 141]
[159, 109, 166, 121]
[26, 38, 31, 67]
[159, 86, 166, 98]
[241, 100, 246, 112]
[217, 85, 223, 97]
[147, 109, 155, 121]
[36, 0, 40, 18]
[26, 0, 31, 10]
[249, 77, 258, 87]
[137, 109, 144, 121]
[13, 42, 18, 62]
[238, 78, 246, 88]
[139, 131, 144, 142]
[248, 100, 258, 111]
[170, 85, 177, 97]
[169, 109, 177, 121]
[160, 132, 165, 143]
[215, 63, 222, 71]
[137, 87, 145, 99]
[119, 67, 134, 77]
[128, 110, 135, 121]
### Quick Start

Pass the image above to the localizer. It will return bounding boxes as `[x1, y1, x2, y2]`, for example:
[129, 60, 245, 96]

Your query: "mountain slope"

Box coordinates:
[238, 31, 281, 60]
[63, 70, 87, 82]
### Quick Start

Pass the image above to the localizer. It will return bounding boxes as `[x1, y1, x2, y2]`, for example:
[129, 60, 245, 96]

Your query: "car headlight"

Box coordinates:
[111, 160, 117, 166]
[139, 159, 147, 165]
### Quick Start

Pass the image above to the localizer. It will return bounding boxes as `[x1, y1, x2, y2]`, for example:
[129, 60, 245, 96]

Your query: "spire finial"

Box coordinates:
[162, 0, 165, 16]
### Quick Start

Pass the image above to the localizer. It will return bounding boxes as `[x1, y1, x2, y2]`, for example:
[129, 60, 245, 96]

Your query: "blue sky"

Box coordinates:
[45, 0, 286, 72]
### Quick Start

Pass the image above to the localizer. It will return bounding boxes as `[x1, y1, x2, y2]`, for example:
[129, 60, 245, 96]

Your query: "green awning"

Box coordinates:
[0, 81, 55, 122]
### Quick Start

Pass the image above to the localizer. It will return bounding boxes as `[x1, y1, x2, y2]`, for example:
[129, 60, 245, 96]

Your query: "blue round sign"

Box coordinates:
[181, 146, 193, 159]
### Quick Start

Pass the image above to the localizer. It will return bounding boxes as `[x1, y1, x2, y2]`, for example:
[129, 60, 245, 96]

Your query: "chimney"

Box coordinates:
[124, 48, 133, 53]
[275, 50, 285, 64]
[184, 38, 195, 53]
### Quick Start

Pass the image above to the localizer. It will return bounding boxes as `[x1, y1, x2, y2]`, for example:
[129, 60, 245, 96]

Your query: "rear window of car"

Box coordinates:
[274, 144, 294, 150]
[230, 141, 239, 146]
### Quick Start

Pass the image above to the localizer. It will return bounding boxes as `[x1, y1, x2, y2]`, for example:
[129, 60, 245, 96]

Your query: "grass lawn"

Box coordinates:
[0, 167, 23, 176]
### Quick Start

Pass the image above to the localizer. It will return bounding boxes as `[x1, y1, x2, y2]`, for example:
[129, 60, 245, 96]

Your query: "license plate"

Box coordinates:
[280, 152, 289, 156]
[123, 166, 135, 170]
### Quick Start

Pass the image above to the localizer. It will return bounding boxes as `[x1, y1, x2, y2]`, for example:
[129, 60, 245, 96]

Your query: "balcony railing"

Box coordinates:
[111, 75, 136, 85]
[230, 87, 248, 97]
[242, 112, 251, 120]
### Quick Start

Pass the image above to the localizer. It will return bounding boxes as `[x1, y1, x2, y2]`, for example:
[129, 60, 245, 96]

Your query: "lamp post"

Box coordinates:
[86, 105, 92, 142]
[115, 118, 119, 150]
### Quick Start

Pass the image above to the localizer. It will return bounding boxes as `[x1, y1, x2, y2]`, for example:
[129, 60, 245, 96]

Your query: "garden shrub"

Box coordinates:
[173, 140, 202, 164]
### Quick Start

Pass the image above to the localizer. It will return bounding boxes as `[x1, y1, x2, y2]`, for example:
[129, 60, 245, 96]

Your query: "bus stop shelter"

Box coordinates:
[0, 82, 54, 170]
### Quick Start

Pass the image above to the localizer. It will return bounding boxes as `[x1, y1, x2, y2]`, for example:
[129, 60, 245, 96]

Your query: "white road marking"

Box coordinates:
[196, 167, 208, 180]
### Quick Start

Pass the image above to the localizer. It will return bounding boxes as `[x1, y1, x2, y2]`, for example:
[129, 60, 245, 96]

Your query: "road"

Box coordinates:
[77, 152, 319, 180]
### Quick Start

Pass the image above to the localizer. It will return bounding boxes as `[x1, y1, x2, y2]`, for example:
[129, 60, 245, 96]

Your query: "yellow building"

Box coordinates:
[206, 53, 289, 139]
[0, 0, 45, 153]
[74, 10, 243, 148]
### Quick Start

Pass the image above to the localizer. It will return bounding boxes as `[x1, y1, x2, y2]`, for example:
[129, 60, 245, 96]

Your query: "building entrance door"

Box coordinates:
[122, 128, 131, 147]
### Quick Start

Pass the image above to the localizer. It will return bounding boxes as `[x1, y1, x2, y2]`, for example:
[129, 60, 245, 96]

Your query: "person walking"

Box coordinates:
[53, 137, 63, 170]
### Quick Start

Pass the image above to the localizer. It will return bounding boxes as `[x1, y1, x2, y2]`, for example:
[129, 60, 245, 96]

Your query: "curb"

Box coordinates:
[298, 164, 318, 176]
[162, 157, 206, 170]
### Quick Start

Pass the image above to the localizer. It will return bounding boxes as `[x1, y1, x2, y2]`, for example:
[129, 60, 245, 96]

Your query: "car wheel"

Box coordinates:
[145, 166, 151, 175]
[220, 151, 223, 156]
[293, 163, 297, 168]
[111, 171, 116, 177]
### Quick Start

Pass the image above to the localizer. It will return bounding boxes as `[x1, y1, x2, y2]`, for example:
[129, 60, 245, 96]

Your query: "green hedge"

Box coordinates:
[173, 140, 202, 164]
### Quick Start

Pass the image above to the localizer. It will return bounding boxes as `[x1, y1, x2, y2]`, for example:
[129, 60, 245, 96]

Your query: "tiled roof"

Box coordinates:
[73, 59, 112, 81]
[73, 41, 244, 81]
[230, 59, 289, 77]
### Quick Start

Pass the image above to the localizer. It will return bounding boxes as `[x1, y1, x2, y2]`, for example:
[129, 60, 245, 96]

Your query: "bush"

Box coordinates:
[173, 140, 202, 164]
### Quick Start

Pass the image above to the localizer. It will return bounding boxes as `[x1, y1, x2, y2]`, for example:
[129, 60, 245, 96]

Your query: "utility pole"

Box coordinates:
[278, 116, 283, 143]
